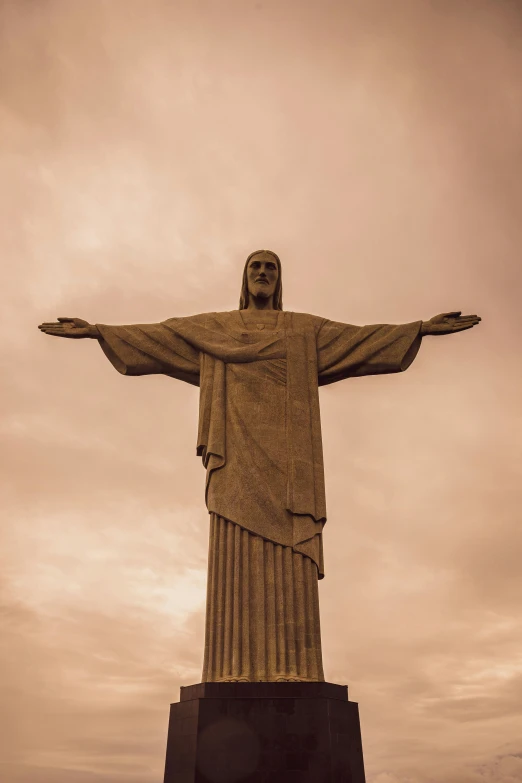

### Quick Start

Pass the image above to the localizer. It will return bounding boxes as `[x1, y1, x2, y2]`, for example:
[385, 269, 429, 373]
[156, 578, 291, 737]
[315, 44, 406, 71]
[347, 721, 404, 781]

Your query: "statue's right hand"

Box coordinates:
[38, 317, 98, 339]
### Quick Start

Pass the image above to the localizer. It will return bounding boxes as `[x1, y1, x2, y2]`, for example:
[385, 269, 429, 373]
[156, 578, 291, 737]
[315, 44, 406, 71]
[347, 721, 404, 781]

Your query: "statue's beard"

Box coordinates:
[250, 285, 273, 300]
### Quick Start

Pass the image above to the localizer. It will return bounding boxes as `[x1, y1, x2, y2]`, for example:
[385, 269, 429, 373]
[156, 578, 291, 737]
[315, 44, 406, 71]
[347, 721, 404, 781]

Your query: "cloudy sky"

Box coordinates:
[1, 0, 521, 781]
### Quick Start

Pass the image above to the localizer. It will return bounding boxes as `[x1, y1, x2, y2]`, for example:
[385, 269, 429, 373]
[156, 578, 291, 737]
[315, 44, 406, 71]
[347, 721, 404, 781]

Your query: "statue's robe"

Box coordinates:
[96, 310, 422, 682]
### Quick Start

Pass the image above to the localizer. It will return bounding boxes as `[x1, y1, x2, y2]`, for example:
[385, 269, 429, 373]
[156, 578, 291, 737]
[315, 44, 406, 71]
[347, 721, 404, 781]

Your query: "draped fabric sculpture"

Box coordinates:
[38, 250, 481, 683]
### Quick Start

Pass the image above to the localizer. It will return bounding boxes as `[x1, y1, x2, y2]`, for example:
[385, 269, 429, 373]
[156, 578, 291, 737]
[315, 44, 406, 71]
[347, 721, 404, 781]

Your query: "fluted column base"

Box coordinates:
[203, 515, 324, 683]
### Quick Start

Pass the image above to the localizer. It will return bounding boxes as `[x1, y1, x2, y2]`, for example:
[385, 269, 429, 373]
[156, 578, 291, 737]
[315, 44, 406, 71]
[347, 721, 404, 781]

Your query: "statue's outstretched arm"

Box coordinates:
[420, 311, 481, 336]
[38, 316, 200, 385]
[38, 317, 99, 338]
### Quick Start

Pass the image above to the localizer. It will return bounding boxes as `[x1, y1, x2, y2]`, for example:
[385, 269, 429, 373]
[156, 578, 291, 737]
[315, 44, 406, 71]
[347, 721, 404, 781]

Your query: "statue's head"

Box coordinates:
[239, 249, 283, 310]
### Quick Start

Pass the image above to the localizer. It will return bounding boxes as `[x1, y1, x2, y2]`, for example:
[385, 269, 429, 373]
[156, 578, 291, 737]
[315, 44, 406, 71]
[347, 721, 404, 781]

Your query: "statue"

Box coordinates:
[38, 250, 481, 684]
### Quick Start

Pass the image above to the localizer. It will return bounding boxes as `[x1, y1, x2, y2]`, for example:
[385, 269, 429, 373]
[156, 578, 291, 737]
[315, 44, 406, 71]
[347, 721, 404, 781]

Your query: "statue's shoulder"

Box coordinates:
[285, 311, 327, 333]
[163, 311, 232, 327]
[188, 311, 229, 325]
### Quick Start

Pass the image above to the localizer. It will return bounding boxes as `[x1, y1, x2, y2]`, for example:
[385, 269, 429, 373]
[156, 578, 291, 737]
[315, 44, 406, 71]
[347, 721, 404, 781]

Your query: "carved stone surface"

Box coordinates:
[39, 251, 444, 684]
[38, 253, 481, 777]
[202, 515, 324, 683]
[163, 682, 366, 783]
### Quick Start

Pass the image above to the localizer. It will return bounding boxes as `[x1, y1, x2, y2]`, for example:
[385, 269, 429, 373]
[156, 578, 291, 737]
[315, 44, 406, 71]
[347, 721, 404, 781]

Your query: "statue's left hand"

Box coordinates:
[421, 312, 481, 336]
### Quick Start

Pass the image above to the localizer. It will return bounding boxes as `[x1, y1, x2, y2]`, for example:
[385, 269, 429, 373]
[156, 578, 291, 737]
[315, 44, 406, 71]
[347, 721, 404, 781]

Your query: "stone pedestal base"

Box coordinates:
[163, 682, 366, 783]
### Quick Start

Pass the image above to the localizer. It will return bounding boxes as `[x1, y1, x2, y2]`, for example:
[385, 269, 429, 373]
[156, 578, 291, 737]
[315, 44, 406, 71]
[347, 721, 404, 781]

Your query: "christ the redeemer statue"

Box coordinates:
[39, 250, 481, 684]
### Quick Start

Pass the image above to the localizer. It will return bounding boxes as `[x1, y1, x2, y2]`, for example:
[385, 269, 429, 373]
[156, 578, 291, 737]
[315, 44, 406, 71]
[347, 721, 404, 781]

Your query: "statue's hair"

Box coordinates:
[239, 249, 283, 310]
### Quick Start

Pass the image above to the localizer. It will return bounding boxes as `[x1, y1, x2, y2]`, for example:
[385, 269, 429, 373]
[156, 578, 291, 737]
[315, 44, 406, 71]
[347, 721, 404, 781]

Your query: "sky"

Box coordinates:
[1, 0, 521, 781]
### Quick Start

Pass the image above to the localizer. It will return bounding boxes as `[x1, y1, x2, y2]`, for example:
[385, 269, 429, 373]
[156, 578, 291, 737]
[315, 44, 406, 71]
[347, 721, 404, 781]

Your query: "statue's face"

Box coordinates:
[246, 252, 279, 301]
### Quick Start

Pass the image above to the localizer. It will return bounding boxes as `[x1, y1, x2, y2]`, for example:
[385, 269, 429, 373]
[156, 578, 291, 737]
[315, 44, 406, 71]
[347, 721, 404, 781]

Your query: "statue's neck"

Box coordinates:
[244, 294, 276, 312]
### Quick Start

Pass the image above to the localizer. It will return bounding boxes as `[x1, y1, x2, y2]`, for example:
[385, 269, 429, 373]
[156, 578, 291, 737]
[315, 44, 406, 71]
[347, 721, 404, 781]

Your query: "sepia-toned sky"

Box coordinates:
[1, 0, 521, 781]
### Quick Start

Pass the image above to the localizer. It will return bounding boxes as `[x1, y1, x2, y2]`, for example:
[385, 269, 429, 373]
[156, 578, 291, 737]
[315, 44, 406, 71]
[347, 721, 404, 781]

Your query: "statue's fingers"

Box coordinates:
[39, 322, 65, 328]
[452, 323, 475, 331]
[57, 317, 76, 322]
[40, 328, 68, 336]
[458, 314, 480, 320]
[455, 317, 479, 326]
[444, 311, 462, 317]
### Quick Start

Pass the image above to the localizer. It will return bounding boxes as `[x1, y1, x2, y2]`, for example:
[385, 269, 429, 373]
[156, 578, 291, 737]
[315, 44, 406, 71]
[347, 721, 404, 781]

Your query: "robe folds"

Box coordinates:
[96, 311, 423, 579]
[203, 515, 325, 683]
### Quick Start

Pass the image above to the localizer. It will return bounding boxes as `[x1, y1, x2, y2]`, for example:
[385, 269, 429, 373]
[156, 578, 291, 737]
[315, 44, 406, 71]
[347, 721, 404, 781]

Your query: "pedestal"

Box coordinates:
[163, 682, 366, 783]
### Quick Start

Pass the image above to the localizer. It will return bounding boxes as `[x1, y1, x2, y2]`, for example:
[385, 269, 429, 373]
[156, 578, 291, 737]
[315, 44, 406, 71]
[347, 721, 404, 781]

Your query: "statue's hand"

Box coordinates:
[38, 317, 99, 339]
[421, 311, 481, 336]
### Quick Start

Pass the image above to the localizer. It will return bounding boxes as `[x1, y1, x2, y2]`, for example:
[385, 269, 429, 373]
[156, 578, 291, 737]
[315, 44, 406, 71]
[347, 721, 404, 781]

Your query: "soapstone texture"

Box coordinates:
[203, 515, 324, 683]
